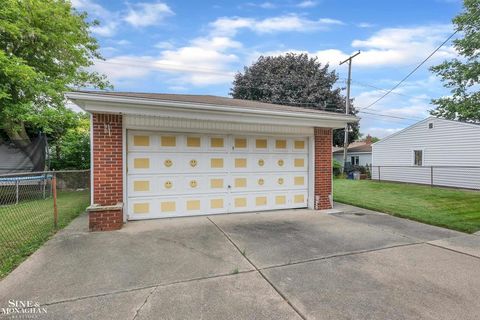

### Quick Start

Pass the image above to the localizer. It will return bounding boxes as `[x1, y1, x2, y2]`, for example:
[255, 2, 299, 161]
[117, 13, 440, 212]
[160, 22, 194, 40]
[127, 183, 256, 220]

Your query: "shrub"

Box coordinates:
[333, 159, 342, 177]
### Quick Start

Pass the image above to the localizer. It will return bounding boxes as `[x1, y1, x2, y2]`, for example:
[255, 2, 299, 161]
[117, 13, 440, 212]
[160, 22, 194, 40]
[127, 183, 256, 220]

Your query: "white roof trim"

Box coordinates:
[67, 92, 358, 129]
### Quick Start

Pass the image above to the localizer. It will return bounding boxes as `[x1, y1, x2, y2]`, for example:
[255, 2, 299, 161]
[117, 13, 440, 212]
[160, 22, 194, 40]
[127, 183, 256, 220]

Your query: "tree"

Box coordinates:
[231, 53, 359, 146]
[0, 0, 110, 148]
[430, 0, 480, 121]
[49, 113, 90, 170]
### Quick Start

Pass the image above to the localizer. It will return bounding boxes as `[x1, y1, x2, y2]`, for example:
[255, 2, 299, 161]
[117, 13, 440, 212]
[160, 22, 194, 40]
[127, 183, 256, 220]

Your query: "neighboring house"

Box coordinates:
[67, 91, 357, 231]
[372, 117, 480, 189]
[332, 138, 372, 167]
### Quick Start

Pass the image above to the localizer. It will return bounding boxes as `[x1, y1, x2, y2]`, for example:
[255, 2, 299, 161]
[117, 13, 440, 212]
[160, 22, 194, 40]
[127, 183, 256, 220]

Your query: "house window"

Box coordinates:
[413, 150, 423, 166]
[351, 156, 359, 166]
[428, 123, 434, 129]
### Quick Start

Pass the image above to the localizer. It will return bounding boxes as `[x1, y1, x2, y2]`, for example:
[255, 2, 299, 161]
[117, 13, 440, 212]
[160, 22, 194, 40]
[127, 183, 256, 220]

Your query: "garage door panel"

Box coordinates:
[127, 131, 309, 219]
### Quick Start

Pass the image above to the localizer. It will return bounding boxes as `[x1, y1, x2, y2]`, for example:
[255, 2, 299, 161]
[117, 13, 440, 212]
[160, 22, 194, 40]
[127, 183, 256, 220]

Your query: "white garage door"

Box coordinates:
[127, 131, 309, 220]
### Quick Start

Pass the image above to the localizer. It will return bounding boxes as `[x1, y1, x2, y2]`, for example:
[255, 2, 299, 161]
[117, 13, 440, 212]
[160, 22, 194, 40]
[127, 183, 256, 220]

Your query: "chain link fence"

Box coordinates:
[346, 165, 480, 190]
[0, 170, 90, 278]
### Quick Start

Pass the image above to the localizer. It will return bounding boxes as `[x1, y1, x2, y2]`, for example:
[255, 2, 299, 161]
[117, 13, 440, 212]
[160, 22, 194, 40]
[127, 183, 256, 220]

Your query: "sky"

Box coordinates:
[71, 0, 464, 138]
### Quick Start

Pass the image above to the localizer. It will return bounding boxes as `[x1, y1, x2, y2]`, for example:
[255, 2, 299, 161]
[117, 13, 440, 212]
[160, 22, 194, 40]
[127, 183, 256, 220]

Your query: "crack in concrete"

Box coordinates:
[42, 270, 257, 308]
[207, 217, 308, 320]
[426, 242, 480, 260]
[131, 286, 157, 320]
[260, 242, 423, 271]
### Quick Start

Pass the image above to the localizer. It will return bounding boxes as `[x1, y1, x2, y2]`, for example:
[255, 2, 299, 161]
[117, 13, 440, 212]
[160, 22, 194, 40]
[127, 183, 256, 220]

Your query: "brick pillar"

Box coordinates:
[314, 127, 333, 210]
[89, 113, 123, 231]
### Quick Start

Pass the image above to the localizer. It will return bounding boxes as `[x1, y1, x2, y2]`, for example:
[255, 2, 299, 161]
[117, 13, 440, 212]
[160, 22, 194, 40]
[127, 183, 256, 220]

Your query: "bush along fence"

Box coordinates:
[362, 165, 480, 190]
[0, 170, 90, 278]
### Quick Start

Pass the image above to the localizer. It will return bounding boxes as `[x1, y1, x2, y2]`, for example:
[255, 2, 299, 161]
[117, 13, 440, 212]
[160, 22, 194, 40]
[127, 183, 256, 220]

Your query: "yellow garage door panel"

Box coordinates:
[187, 136, 201, 147]
[134, 158, 150, 169]
[161, 201, 176, 212]
[256, 139, 267, 149]
[133, 136, 150, 146]
[134, 203, 149, 214]
[275, 140, 287, 149]
[133, 181, 150, 192]
[211, 199, 224, 209]
[211, 137, 224, 148]
[210, 179, 224, 188]
[235, 197, 247, 208]
[161, 136, 176, 147]
[211, 158, 224, 168]
[187, 200, 201, 211]
[294, 140, 305, 149]
[235, 158, 247, 168]
[235, 138, 247, 148]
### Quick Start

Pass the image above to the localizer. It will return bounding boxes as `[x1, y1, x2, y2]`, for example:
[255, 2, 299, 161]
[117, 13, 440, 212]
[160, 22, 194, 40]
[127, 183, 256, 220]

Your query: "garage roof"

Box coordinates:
[71, 90, 355, 116]
[67, 91, 358, 128]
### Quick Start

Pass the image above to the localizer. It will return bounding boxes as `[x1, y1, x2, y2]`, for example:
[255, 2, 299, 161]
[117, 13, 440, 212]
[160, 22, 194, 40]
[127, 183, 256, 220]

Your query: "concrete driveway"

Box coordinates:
[1, 203, 479, 319]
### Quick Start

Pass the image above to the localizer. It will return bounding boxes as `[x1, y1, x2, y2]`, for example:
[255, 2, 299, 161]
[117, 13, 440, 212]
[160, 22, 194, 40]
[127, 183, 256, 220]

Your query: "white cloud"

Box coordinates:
[154, 41, 175, 49]
[297, 1, 318, 8]
[318, 24, 456, 67]
[90, 21, 118, 37]
[156, 36, 239, 85]
[116, 40, 131, 46]
[362, 127, 403, 138]
[124, 2, 174, 27]
[210, 14, 343, 36]
[93, 56, 156, 80]
[357, 22, 375, 28]
[259, 2, 276, 9]
[93, 36, 239, 86]
[243, 2, 277, 9]
[71, 0, 119, 36]
[71, 0, 110, 17]
[260, 24, 456, 68]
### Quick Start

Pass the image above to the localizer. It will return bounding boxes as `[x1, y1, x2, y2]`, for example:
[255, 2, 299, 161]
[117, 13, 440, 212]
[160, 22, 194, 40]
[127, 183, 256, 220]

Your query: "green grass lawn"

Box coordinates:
[333, 179, 480, 233]
[0, 190, 90, 278]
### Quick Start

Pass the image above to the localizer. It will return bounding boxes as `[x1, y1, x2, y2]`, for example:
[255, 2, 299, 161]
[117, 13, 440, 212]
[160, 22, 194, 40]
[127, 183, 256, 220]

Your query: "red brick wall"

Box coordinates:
[314, 127, 333, 209]
[92, 113, 123, 206]
[89, 209, 123, 231]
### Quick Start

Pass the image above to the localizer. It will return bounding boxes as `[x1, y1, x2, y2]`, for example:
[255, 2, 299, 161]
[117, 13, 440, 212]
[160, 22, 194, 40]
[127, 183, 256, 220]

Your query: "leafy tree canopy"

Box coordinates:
[50, 113, 90, 170]
[231, 53, 359, 146]
[430, 0, 480, 121]
[0, 0, 110, 147]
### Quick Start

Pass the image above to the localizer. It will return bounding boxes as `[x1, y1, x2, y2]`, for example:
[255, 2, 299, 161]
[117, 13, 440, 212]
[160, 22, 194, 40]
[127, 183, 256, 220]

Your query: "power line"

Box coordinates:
[350, 79, 430, 100]
[360, 8, 479, 110]
[358, 113, 418, 125]
[358, 110, 423, 121]
[95, 59, 236, 76]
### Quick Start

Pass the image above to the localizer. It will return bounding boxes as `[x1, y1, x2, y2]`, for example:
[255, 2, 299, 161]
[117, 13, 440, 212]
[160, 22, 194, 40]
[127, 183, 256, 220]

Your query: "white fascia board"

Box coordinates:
[67, 92, 358, 129]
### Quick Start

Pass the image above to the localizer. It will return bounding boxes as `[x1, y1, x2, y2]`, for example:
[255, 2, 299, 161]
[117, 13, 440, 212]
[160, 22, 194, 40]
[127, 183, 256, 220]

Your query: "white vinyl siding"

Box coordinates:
[333, 152, 372, 166]
[372, 117, 480, 188]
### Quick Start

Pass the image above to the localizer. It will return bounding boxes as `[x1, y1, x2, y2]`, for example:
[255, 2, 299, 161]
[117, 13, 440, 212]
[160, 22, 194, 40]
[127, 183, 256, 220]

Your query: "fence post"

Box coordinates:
[15, 179, 19, 204]
[53, 172, 58, 229]
[43, 173, 46, 199]
[378, 166, 381, 181]
[431, 166, 434, 186]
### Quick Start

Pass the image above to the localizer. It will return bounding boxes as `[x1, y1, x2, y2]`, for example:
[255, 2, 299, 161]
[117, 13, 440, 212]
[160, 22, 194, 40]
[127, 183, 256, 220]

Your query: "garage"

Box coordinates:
[127, 131, 309, 219]
[67, 91, 357, 230]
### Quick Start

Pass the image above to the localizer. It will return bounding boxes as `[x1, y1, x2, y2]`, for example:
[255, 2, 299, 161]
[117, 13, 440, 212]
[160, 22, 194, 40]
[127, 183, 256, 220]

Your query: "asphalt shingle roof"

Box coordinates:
[74, 90, 352, 118]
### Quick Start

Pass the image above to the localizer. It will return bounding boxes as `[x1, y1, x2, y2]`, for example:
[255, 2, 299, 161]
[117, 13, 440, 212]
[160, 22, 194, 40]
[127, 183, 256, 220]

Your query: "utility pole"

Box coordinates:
[339, 50, 360, 173]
